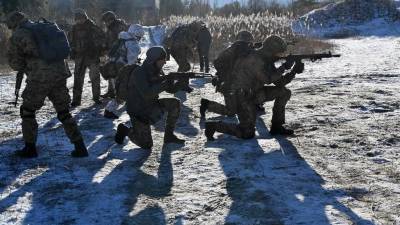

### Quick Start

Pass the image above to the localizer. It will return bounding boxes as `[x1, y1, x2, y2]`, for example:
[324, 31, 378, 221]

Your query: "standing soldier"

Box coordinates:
[69, 9, 106, 107]
[6, 11, 88, 158]
[114, 46, 185, 149]
[200, 30, 256, 119]
[197, 23, 212, 73]
[101, 11, 129, 99]
[163, 21, 204, 93]
[205, 35, 304, 141]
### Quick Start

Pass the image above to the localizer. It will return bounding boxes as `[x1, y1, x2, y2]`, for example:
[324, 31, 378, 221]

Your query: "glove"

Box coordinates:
[211, 77, 219, 86]
[282, 58, 295, 70]
[292, 61, 305, 74]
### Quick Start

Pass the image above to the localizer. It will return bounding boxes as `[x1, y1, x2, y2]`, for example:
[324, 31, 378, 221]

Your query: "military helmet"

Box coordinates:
[5, 11, 26, 30]
[74, 9, 88, 20]
[101, 11, 116, 22]
[145, 46, 167, 64]
[235, 30, 254, 42]
[189, 20, 205, 33]
[261, 35, 287, 55]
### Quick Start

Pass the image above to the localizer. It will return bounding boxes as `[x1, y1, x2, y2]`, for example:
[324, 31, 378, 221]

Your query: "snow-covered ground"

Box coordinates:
[0, 37, 399, 225]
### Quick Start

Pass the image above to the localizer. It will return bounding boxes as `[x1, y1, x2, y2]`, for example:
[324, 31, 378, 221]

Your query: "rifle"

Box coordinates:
[151, 72, 213, 83]
[273, 52, 340, 62]
[274, 51, 341, 63]
[12, 71, 24, 107]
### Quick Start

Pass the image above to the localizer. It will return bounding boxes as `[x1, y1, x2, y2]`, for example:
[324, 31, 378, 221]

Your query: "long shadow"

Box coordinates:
[0, 102, 123, 224]
[205, 118, 375, 224]
[121, 144, 180, 225]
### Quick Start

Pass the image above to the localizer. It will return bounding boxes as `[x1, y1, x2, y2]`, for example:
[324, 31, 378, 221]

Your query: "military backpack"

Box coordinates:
[21, 19, 71, 63]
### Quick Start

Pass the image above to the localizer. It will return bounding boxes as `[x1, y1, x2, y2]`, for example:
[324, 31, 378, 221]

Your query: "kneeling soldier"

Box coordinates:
[115, 47, 185, 149]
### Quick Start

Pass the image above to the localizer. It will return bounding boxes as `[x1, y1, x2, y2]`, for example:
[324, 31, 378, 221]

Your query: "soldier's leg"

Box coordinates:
[256, 86, 293, 135]
[20, 82, 47, 143]
[256, 86, 291, 125]
[127, 118, 153, 149]
[72, 58, 87, 105]
[159, 98, 185, 144]
[88, 62, 101, 103]
[205, 93, 236, 117]
[48, 80, 88, 157]
[171, 50, 192, 92]
[198, 50, 204, 72]
[205, 96, 256, 140]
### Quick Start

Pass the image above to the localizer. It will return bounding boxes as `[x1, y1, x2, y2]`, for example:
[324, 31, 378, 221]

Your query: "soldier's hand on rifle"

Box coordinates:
[292, 61, 305, 74]
[283, 57, 295, 70]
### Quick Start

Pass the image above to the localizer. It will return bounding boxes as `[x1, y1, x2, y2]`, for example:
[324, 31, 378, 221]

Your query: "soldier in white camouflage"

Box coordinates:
[101, 11, 129, 98]
[6, 11, 88, 158]
[205, 35, 305, 140]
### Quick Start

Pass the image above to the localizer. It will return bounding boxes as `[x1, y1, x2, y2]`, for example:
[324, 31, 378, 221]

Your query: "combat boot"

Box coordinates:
[205, 121, 219, 141]
[270, 124, 294, 136]
[164, 131, 185, 145]
[15, 142, 38, 158]
[104, 110, 119, 119]
[200, 98, 209, 118]
[115, 123, 129, 144]
[71, 139, 89, 157]
[93, 99, 102, 105]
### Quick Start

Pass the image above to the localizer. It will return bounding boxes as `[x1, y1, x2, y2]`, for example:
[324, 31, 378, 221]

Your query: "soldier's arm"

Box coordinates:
[7, 30, 37, 71]
[126, 42, 141, 65]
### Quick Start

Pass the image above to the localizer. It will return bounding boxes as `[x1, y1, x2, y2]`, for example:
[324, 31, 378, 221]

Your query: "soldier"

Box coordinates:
[104, 24, 145, 119]
[101, 11, 129, 99]
[6, 11, 88, 158]
[69, 9, 106, 107]
[205, 35, 304, 140]
[163, 21, 204, 92]
[197, 23, 212, 73]
[114, 46, 185, 149]
[200, 30, 257, 119]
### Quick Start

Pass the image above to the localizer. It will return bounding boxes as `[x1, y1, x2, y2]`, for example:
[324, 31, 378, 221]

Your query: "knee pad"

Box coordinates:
[57, 109, 72, 122]
[20, 106, 36, 119]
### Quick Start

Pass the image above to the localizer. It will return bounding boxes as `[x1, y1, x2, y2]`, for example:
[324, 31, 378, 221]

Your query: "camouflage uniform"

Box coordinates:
[197, 25, 212, 73]
[164, 21, 203, 91]
[206, 36, 303, 140]
[102, 11, 129, 97]
[201, 39, 255, 118]
[115, 47, 184, 149]
[69, 11, 106, 105]
[6, 12, 87, 157]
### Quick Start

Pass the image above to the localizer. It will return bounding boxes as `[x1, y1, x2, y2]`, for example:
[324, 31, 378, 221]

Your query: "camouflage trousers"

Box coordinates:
[72, 57, 101, 103]
[198, 47, 210, 72]
[207, 92, 237, 117]
[213, 86, 291, 139]
[20, 79, 83, 144]
[128, 98, 180, 149]
[170, 47, 191, 88]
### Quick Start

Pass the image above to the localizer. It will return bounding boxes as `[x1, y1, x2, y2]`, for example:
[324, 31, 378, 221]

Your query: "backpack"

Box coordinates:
[22, 19, 71, 63]
[108, 38, 135, 63]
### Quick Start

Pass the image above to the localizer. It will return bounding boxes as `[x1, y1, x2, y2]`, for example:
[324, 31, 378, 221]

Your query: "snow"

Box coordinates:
[293, 0, 400, 38]
[1, 30, 400, 224]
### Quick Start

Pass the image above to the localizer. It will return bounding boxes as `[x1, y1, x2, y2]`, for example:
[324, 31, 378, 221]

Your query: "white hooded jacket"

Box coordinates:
[111, 24, 144, 65]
